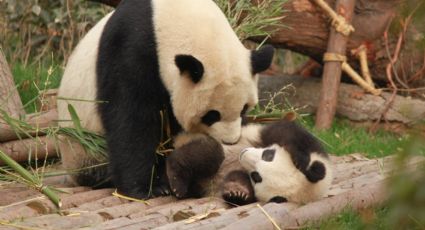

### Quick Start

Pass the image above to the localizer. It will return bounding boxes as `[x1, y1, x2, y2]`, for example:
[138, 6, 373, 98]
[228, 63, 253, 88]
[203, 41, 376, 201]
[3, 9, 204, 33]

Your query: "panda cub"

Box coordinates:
[166, 120, 333, 205]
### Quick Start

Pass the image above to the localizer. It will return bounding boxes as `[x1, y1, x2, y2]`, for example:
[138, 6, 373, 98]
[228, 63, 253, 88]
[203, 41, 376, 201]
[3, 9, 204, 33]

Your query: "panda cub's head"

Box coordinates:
[239, 144, 332, 204]
[171, 46, 274, 145]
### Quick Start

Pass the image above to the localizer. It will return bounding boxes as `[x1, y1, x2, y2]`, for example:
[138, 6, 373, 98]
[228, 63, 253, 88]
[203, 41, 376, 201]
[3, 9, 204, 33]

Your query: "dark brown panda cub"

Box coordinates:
[166, 133, 225, 199]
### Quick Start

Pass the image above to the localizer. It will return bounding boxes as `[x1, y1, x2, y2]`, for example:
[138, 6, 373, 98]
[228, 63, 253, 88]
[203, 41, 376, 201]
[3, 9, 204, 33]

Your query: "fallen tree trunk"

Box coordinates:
[88, 0, 424, 88]
[223, 181, 388, 230]
[0, 109, 57, 142]
[0, 136, 57, 166]
[259, 75, 425, 124]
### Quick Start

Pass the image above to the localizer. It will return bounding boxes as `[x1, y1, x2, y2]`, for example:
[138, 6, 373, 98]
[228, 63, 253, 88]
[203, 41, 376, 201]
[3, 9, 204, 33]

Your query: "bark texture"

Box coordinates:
[0, 48, 24, 118]
[315, 0, 356, 129]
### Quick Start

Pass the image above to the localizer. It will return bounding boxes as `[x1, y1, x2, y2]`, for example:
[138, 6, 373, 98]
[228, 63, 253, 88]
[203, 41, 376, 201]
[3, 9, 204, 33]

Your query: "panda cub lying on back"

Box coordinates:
[167, 119, 333, 204]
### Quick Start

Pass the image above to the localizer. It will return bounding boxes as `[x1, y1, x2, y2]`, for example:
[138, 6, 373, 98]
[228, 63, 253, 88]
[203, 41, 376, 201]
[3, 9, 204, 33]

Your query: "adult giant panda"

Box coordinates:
[167, 120, 333, 205]
[57, 0, 274, 199]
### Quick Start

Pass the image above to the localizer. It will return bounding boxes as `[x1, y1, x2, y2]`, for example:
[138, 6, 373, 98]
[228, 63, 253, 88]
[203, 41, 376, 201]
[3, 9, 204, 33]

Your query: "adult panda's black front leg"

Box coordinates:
[166, 133, 224, 198]
[98, 97, 171, 199]
[95, 0, 176, 199]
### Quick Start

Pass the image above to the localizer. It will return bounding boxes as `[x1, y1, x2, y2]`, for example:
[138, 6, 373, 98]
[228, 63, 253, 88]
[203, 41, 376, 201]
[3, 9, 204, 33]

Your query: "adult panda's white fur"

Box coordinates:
[57, 0, 274, 198]
[57, 12, 112, 131]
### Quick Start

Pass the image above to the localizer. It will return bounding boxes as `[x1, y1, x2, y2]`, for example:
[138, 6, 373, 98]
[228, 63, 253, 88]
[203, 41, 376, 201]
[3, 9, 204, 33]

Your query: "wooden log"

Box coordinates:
[0, 136, 57, 166]
[315, 0, 356, 130]
[100, 214, 169, 230]
[0, 47, 24, 118]
[128, 197, 224, 219]
[14, 213, 104, 230]
[61, 188, 114, 209]
[88, 0, 424, 87]
[0, 186, 90, 207]
[0, 108, 57, 142]
[0, 187, 92, 221]
[99, 198, 230, 229]
[67, 196, 130, 212]
[223, 181, 388, 230]
[154, 203, 267, 230]
[258, 75, 425, 123]
[94, 196, 174, 220]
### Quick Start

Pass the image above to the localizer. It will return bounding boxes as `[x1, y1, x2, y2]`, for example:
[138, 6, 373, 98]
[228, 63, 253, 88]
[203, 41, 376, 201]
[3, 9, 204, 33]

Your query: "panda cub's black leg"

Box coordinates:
[166, 134, 224, 198]
[222, 170, 256, 205]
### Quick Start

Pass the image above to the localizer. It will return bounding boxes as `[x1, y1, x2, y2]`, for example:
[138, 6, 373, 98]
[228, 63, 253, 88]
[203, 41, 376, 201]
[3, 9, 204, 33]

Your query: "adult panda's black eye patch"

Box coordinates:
[175, 54, 204, 83]
[262, 149, 276, 162]
[201, 110, 221, 126]
[250, 171, 262, 183]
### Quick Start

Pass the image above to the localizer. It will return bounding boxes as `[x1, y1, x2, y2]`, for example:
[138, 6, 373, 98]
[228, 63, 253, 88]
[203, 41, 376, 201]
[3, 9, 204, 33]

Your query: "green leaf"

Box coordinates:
[67, 104, 83, 135]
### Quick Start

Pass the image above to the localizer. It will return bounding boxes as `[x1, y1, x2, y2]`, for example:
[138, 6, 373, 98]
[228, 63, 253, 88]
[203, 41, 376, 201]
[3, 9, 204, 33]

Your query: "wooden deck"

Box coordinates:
[0, 154, 423, 230]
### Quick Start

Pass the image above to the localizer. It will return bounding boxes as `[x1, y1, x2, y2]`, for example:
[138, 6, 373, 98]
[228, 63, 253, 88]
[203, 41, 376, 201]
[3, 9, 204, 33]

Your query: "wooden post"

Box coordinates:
[0, 47, 24, 119]
[315, 0, 356, 130]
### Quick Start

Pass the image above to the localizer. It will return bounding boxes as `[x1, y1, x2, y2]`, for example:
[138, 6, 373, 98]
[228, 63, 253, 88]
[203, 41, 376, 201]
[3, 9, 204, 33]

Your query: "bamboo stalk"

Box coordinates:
[313, 0, 355, 36]
[342, 62, 382, 95]
[356, 45, 374, 86]
[0, 149, 61, 208]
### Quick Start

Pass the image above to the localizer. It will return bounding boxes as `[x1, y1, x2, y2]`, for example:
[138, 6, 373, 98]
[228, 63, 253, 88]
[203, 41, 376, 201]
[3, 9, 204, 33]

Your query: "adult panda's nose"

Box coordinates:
[210, 118, 242, 144]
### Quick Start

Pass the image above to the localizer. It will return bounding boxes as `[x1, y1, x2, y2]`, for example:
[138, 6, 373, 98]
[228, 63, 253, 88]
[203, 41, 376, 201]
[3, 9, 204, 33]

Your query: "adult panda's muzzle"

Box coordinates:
[209, 118, 242, 144]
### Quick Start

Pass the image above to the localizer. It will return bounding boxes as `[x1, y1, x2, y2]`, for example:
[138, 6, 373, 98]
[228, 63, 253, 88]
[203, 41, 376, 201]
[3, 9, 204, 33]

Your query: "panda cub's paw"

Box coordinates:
[166, 159, 191, 199]
[150, 174, 172, 197]
[222, 170, 256, 205]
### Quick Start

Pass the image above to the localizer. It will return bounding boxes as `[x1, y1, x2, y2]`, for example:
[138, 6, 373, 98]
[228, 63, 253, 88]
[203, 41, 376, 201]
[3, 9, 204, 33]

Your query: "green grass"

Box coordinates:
[11, 61, 62, 113]
[303, 207, 391, 230]
[299, 116, 420, 158]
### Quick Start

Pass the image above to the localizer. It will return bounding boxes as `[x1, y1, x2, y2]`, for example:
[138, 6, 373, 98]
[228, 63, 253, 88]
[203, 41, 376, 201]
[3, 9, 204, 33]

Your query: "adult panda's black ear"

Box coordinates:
[251, 45, 274, 74]
[175, 55, 204, 83]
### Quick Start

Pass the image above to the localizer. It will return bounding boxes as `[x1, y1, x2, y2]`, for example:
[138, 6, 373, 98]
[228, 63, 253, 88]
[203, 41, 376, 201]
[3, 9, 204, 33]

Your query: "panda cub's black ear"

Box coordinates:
[251, 45, 274, 74]
[175, 55, 204, 83]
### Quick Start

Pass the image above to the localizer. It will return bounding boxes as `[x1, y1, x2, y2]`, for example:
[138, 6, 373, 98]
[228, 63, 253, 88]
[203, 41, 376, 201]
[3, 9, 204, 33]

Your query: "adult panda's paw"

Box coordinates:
[222, 170, 256, 205]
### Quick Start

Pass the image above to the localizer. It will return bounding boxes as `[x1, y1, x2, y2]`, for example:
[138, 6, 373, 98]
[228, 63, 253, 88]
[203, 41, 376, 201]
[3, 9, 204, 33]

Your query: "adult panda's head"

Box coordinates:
[152, 0, 274, 144]
[239, 144, 332, 204]
[171, 45, 274, 144]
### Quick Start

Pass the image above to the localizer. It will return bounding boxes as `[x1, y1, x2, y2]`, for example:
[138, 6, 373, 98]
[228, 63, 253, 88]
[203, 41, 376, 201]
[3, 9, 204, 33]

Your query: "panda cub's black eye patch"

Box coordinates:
[262, 149, 276, 162]
[250, 171, 262, 183]
[201, 110, 221, 126]
[269, 196, 288, 203]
